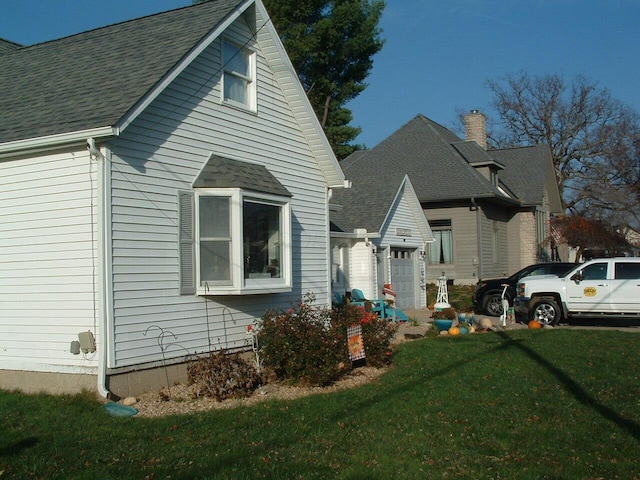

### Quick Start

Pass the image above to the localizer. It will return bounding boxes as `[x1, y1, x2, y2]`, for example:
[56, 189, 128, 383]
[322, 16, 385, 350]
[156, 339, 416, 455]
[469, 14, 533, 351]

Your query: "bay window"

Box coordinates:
[192, 189, 290, 295]
[179, 155, 292, 295]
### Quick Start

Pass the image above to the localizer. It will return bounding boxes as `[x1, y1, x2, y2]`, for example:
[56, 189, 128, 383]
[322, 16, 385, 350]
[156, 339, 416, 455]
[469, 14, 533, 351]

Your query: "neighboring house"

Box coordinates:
[330, 174, 434, 310]
[0, 0, 347, 397]
[340, 112, 563, 285]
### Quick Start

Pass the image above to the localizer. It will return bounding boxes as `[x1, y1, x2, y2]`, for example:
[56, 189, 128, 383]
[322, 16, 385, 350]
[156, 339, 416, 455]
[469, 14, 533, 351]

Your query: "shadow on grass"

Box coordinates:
[495, 330, 640, 440]
[0, 437, 39, 457]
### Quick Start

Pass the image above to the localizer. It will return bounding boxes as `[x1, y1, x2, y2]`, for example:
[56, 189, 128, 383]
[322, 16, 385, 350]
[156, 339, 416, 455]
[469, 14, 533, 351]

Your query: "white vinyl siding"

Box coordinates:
[108, 15, 331, 368]
[348, 241, 376, 300]
[379, 191, 426, 309]
[0, 149, 100, 373]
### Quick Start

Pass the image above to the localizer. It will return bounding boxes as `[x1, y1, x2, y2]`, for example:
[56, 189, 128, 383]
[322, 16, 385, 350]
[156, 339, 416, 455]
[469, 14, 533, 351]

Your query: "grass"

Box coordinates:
[2, 329, 640, 479]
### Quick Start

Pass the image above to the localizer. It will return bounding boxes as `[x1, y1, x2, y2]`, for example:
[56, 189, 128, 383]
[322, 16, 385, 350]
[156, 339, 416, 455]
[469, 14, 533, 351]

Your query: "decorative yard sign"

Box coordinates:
[347, 324, 366, 362]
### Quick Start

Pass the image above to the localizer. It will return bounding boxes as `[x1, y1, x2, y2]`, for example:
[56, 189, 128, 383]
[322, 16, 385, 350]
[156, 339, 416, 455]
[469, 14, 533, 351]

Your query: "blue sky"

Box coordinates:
[2, 0, 638, 148]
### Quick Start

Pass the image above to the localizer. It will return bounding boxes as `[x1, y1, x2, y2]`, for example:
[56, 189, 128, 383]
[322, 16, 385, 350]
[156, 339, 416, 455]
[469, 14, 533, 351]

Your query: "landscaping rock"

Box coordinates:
[123, 396, 138, 406]
[477, 317, 493, 330]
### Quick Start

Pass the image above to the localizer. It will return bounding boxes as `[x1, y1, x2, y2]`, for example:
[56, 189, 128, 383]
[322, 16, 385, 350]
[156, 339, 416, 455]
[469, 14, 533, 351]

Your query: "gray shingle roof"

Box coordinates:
[0, 39, 23, 53]
[330, 168, 400, 233]
[490, 144, 552, 206]
[338, 114, 514, 206]
[193, 155, 292, 197]
[0, 0, 241, 144]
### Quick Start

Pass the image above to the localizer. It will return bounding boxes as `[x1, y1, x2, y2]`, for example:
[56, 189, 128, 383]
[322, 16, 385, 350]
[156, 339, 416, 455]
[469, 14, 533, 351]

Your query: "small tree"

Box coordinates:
[554, 214, 631, 260]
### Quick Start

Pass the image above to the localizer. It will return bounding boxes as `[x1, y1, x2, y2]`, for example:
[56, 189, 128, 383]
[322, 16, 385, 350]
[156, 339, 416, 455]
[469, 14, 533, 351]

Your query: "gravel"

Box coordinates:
[130, 366, 389, 417]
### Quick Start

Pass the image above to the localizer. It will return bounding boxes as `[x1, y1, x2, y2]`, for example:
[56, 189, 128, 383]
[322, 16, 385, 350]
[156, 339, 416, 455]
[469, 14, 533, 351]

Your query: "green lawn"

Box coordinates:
[2, 329, 639, 479]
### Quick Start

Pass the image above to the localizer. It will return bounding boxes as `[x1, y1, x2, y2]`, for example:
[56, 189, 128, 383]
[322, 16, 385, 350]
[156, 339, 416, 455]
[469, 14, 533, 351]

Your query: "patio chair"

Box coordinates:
[349, 289, 408, 321]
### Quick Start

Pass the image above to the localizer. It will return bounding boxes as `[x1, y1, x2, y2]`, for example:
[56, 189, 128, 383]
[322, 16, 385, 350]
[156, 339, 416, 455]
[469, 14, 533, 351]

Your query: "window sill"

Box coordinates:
[197, 283, 291, 296]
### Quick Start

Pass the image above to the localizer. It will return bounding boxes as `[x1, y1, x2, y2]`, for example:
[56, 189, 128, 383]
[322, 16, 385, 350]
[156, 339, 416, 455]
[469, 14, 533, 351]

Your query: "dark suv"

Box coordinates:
[473, 262, 575, 316]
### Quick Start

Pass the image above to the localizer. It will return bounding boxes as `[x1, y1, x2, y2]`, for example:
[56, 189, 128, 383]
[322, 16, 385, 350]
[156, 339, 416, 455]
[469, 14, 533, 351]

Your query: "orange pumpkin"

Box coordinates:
[448, 326, 460, 336]
[528, 320, 543, 329]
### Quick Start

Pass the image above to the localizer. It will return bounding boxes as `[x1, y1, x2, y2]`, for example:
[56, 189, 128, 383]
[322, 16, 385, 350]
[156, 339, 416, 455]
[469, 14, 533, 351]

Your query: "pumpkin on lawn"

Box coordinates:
[448, 326, 461, 336]
[528, 320, 543, 329]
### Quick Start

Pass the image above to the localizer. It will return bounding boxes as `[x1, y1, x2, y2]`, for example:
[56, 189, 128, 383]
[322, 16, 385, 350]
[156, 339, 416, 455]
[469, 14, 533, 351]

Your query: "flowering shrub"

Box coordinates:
[256, 298, 398, 387]
[329, 305, 398, 368]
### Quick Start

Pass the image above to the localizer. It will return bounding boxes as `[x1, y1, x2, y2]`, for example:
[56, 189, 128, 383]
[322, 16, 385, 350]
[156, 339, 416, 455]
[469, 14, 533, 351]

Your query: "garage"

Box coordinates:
[390, 248, 415, 310]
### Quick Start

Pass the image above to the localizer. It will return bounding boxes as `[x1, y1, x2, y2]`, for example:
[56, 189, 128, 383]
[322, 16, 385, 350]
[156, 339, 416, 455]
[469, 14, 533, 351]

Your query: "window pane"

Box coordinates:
[223, 42, 250, 77]
[429, 230, 453, 264]
[243, 201, 282, 279]
[200, 241, 231, 283]
[223, 73, 248, 104]
[615, 262, 640, 279]
[199, 196, 230, 238]
[581, 263, 607, 280]
[199, 196, 231, 285]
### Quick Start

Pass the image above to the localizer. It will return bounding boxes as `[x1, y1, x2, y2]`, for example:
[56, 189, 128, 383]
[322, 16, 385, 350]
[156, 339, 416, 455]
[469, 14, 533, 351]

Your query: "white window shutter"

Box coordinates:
[178, 191, 195, 295]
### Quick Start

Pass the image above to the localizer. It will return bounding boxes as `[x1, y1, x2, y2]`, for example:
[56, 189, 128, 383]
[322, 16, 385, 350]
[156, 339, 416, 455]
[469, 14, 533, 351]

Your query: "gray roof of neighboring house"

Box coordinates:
[193, 155, 292, 197]
[338, 114, 516, 206]
[0, 0, 241, 144]
[330, 168, 402, 234]
[490, 145, 552, 206]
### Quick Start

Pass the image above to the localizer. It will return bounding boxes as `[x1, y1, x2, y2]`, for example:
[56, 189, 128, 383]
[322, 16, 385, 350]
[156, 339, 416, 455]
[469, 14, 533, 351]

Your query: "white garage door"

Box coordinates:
[390, 248, 415, 310]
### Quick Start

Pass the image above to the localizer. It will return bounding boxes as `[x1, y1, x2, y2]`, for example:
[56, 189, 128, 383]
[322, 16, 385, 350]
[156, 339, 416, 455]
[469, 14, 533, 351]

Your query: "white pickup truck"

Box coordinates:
[514, 257, 640, 325]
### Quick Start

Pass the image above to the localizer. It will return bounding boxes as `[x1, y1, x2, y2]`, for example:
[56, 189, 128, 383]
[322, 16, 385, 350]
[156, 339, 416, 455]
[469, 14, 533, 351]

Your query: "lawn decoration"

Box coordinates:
[434, 273, 451, 310]
[528, 320, 543, 329]
[347, 324, 366, 362]
[448, 326, 460, 336]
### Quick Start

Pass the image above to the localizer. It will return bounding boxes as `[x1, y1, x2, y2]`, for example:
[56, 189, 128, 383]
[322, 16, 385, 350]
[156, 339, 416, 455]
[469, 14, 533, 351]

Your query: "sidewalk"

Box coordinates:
[393, 308, 525, 342]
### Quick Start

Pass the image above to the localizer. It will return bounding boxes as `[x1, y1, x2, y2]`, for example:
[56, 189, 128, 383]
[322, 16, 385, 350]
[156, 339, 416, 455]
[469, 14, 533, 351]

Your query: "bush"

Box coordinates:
[187, 351, 262, 401]
[329, 306, 398, 368]
[257, 299, 398, 387]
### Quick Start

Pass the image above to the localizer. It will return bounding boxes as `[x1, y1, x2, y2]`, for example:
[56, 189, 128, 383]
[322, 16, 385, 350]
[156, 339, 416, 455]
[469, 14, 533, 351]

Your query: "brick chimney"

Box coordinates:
[464, 109, 487, 150]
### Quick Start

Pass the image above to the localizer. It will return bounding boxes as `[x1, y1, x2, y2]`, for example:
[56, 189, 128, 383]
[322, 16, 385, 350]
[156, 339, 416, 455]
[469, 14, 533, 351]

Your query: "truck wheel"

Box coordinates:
[530, 298, 561, 326]
[485, 294, 505, 316]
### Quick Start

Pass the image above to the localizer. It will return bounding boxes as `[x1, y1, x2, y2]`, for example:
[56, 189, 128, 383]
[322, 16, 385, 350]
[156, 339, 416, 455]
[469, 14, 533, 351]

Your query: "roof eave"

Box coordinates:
[0, 126, 118, 159]
[421, 192, 520, 207]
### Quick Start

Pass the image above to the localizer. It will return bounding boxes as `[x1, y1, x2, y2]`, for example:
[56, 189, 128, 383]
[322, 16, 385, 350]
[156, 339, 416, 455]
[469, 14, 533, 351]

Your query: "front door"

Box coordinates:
[565, 261, 611, 312]
[390, 248, 415, 310]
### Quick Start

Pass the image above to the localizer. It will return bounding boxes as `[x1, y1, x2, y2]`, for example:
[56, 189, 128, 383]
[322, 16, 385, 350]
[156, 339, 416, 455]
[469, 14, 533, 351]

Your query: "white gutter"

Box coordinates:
[330, 230, 381, 239]
[0, 126, 117, 159]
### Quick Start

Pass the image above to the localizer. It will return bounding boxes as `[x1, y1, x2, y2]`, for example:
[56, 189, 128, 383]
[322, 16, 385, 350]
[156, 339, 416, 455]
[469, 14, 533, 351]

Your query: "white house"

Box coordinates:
[330, 171, 434, 311]
[0, 0, 346, 398]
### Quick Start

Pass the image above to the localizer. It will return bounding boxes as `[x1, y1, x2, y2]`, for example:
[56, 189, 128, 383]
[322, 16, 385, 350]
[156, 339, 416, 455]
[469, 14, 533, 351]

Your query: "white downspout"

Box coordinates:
[90, 138, 112, 399]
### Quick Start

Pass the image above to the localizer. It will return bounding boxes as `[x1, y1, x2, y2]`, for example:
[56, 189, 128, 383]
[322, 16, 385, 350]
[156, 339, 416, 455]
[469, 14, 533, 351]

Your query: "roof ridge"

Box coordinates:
[488, 143, 546, 152]
[8, 1, 214, 49]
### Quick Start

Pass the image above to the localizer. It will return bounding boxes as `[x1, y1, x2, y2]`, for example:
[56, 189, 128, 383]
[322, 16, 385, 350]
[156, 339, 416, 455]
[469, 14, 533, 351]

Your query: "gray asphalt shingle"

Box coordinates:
[0, 0, 241, 144]
[193, 155, 292, 197]
[490, 144, 552, 206]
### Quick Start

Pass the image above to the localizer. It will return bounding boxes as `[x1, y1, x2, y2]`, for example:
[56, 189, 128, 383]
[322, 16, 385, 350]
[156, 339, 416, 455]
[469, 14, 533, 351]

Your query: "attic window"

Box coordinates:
[222, 40, 256, 110]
